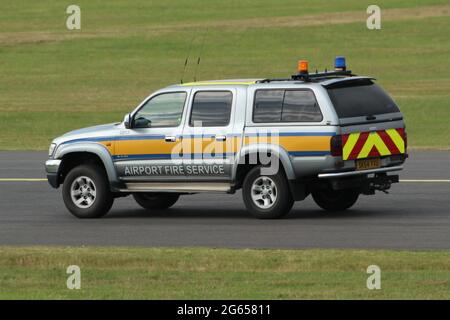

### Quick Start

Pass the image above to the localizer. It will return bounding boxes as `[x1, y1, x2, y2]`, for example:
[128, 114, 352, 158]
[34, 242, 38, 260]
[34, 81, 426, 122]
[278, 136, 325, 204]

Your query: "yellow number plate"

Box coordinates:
[356, 158, 381, 171]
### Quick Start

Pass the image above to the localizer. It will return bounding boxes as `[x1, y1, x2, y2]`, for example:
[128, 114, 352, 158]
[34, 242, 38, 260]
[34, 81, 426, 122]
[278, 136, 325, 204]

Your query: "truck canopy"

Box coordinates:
[325, 78, 400, 119]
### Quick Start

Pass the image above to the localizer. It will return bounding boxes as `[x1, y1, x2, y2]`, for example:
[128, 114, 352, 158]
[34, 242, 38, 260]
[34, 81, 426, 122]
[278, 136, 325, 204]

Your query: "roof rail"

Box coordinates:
[256, 70, 355, 84]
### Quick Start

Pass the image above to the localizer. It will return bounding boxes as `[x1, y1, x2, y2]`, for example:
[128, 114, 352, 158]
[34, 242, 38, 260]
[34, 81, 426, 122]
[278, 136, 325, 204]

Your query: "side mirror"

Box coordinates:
[134, 117, 152, 128]
[123, 113, 131, 129]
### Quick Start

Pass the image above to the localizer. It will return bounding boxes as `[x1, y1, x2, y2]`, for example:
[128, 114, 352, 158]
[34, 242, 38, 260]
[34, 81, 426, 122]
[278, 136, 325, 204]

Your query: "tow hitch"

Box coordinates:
[362, 173, 399, 195]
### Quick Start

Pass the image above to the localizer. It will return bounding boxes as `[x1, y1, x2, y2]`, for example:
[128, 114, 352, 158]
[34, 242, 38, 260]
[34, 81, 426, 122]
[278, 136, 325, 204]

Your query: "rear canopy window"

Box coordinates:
[326, 80, 400, 118]
[253, 89, 322, 123]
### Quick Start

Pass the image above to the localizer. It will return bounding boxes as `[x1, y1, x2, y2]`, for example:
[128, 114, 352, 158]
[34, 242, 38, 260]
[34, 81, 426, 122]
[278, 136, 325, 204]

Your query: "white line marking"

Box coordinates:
[0, 178, 449, 183]
[0, 178, 47, 182]
[400, 179, 450, 183]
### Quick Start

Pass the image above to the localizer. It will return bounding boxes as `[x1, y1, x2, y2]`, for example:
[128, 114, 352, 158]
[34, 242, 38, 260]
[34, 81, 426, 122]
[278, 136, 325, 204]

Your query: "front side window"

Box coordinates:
[253, 89, 322, 123]
[133, 92, 187, 128]
[189, 91, 233, 127]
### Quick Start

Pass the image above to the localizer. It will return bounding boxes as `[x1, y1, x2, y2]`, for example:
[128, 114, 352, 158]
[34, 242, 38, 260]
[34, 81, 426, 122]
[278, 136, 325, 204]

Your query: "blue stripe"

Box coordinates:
[245, 132, 335, 137]
[279, 132, 335, 137]
[113, 151, 329, 160]
[61, 137, 113, 144]
[61, 135, 165, 144]
[113, 153, 236, 161]
[61, 132, 335, 145]
[189, 153, 235, 159]
[289, 151, 330, 157]
[109, 135, 166, 141]
[113, 154, 173, 160]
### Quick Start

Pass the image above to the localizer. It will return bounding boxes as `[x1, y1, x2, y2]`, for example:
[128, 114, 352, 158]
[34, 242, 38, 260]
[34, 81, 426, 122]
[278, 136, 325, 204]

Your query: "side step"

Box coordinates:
[120, 182, 231, 193]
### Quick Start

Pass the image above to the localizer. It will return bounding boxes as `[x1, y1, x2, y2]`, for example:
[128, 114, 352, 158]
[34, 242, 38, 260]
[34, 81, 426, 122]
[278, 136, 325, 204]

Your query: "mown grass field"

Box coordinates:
[0, 0, 449, 149]
[1, 246, 450, 299]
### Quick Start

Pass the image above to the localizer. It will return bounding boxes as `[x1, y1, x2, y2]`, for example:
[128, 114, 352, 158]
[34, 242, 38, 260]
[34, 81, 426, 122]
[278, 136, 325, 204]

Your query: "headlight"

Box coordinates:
[48, 143, 57, 157]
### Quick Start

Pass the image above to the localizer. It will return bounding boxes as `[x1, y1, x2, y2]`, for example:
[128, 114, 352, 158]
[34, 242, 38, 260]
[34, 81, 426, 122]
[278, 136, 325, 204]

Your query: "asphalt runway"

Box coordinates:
[0, 151, 449, 249]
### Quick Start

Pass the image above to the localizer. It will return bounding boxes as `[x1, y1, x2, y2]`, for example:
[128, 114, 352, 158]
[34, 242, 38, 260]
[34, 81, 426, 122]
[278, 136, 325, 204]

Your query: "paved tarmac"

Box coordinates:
[0, 151, 449, 249]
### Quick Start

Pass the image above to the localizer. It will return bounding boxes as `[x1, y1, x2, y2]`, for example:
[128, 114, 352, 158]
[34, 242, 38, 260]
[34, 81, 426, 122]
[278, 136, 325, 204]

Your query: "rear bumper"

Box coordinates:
[318, 165, 403, 179]
[328, 174, 399, 193]
[45, 159, 61, 188]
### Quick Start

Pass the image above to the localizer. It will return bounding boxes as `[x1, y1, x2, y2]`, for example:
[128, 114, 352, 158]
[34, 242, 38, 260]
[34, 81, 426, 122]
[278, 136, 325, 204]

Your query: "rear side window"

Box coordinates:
[282, 90, 323, 122]
[189, 91, 232, 127]
[253, 89, 322, 123]
[327, 81, 400, 118]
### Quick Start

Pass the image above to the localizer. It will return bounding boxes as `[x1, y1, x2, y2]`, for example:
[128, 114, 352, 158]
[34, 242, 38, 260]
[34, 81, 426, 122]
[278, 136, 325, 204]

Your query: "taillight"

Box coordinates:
[330, 135, 343, 157]
[403, 130, 408, 152]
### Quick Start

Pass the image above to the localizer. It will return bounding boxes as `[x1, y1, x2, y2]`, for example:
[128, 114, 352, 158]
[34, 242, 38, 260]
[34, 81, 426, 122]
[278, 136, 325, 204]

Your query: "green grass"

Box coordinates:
[1, 246, 450, 299]
[0, 1, 449, 149]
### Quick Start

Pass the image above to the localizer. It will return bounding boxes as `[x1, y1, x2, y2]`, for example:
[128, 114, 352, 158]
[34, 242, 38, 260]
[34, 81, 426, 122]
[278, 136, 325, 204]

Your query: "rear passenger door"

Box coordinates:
[182, 89, 237, 181]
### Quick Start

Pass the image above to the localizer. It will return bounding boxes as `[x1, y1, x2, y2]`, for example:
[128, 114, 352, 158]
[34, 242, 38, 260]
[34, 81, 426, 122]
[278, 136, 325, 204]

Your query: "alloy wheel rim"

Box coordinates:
[251, 176, 277, 209]
[70, 176, 97, 209]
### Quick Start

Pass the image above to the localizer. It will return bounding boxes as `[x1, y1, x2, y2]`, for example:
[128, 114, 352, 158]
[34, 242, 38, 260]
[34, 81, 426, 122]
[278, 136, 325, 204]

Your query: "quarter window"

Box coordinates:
[253, 89, 322, 123]
[189, 91, 233, 127]
[133, 92, 187, 128]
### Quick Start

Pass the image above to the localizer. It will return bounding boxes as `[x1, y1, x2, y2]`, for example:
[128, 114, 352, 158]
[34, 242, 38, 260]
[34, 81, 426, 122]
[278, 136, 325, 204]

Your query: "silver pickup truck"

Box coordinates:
[45, 57, 407, 219]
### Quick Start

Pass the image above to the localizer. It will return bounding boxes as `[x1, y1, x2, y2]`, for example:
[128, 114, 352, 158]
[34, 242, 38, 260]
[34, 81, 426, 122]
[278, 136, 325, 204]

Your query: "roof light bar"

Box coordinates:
[334, 56, 346, 71]
[297, 60, 309, 74]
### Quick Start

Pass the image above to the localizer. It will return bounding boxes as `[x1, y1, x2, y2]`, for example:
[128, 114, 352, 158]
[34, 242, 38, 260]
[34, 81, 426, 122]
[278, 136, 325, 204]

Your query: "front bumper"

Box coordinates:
[318, 165, 403, 179]
[45, 159, 61, 188]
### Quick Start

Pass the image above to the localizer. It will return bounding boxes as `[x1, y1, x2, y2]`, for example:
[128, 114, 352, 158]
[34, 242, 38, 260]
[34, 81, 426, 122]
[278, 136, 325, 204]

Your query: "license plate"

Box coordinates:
[356, 158, 381, 171]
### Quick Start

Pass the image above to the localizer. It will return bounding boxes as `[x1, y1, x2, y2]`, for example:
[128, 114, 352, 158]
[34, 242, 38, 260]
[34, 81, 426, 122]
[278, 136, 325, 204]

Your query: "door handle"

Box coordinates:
[215, 135, 227, 141]
[165, 136, 177, 142]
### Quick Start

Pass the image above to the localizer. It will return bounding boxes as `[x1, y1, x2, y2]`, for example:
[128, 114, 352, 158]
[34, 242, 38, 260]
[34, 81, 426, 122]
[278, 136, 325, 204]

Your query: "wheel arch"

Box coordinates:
[55, 142, 119, 189]
[233, 144, 295, 183]
[233, 144, 309, 201]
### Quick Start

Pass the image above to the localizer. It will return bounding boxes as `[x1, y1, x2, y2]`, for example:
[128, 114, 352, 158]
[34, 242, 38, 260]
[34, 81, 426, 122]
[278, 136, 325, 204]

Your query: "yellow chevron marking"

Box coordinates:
[386, 129, 405, 153]
[358, 132, 391, 158]
[342, 133, 360, 160]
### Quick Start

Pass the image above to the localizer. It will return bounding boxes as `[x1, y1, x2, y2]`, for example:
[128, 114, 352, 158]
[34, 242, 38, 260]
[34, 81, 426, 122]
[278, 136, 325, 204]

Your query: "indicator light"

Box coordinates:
[297, 60, 309, 74]
[334, 56, 346, 71]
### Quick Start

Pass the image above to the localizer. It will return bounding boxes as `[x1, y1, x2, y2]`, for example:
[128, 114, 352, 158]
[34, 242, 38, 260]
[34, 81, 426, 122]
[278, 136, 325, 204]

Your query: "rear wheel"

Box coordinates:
[62, 164, 114, 218]
[132, 193, 180, 210]
[242, 166, 294, 219]
[312, 188, 359, 211]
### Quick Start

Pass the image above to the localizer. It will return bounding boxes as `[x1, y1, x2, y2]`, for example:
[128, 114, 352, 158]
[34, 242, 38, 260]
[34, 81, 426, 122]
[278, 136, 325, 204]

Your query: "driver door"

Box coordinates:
[114, 90, 190, 181]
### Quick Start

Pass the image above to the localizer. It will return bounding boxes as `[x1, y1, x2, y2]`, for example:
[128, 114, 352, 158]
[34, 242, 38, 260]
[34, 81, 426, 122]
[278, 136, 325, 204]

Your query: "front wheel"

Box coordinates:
[132, 193, 180, 210]
[312, 188, 359, 211]
[62, 164, 114, 218]
[242, 166, 294, 219]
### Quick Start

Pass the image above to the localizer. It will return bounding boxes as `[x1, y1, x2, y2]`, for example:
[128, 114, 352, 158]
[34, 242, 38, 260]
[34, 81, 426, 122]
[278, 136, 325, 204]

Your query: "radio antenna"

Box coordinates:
[180, 29, 198, 84]
[193, 28, 209, 83]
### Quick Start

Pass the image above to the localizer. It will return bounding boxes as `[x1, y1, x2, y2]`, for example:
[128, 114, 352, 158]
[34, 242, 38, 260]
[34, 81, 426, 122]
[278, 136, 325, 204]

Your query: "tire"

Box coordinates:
[62, 164, 114, 218]
[312, 188, 359, 211]
[132, 193, 180, 210]
[242, 166, 294, 219]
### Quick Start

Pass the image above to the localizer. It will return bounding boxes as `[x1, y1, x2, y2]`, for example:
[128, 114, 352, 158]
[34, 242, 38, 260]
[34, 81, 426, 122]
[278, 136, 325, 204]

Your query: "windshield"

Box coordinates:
[327, 80, 400, 118]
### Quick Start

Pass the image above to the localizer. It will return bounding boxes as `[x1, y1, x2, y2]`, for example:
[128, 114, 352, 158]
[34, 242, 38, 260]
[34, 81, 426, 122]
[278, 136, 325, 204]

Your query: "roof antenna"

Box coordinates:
[193, 28, 209, 83]
[180, 30, 198, 84]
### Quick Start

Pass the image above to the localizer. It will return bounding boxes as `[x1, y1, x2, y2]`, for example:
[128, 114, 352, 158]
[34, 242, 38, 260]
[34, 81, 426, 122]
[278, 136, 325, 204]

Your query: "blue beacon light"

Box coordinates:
[334, 56, 346, 71]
